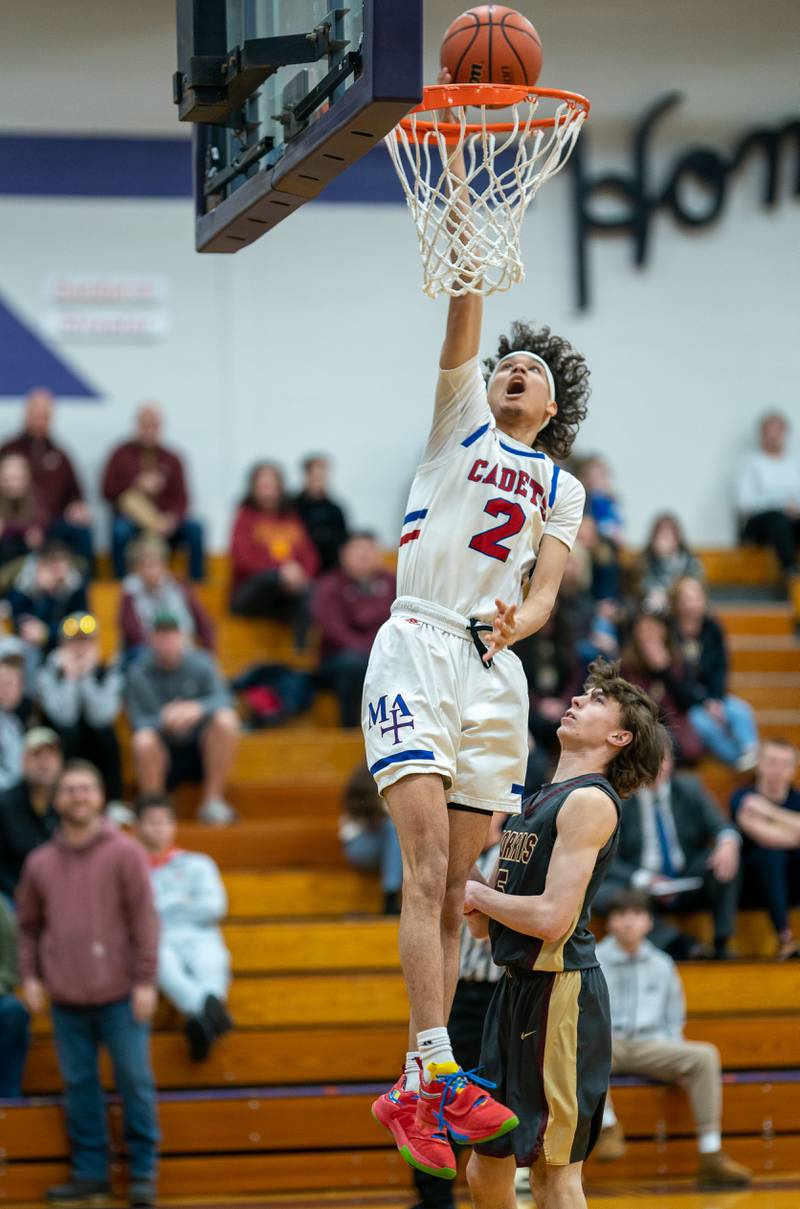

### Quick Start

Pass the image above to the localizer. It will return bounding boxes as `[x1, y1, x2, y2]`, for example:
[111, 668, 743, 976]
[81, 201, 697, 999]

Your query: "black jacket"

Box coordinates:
[673, 615, 729, 703]
[603, 773, 731, 889]
[0, 780, 59, 897]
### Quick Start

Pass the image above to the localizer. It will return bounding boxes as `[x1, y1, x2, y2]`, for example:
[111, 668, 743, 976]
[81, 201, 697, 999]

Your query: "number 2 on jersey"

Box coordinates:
[469, 498, 526, 563]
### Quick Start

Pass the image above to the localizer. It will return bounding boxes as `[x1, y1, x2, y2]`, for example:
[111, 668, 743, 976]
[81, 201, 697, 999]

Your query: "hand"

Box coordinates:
[131, 984, 158, 1023]
[705, 699, 726, 723]
[64, 500, 91, 525]
[464, 879, 488, 914]
[137, 469, 165, 497]
[161, 700, 203, 733]
[708, 836, 739, 883]
[57, 644, 84, 679]
[26, 526, 45, 550]
[20, 616, 49, 647]
[23, 977, 47, 1014]
[158, 512, 178, 537]
[483, 599, 519, 663]
[279, 560, 308, 592]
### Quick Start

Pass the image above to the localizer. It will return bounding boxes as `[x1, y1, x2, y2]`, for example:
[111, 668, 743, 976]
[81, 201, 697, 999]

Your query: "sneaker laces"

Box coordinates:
[428, 1066, 497, 1134]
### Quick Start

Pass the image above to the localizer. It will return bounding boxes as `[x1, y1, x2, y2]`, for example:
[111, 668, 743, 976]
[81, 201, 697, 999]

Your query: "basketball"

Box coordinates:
[440, 5, 543, 88]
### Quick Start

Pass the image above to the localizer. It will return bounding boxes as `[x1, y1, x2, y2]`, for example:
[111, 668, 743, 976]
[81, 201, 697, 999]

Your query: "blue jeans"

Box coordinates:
[688, 695, 758, 766]
[344, 817, 403, 894]
[111, 515, 205, 580]
[51, 998, 159, 1181]
[0, 994, 30, 1096]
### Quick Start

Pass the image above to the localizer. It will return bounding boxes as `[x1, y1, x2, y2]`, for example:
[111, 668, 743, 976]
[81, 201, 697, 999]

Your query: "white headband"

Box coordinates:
[489, 350, 557, 402]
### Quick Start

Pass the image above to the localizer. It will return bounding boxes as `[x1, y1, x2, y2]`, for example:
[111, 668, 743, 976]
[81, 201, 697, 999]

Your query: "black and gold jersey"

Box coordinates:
[489, 773, 621, 973]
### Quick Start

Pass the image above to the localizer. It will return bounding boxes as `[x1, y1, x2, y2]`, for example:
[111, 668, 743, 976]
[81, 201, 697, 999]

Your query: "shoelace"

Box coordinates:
[429, 1066, 497, 1134]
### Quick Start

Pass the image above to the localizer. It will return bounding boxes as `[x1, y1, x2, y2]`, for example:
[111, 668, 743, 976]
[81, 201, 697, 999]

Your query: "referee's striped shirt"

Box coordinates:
[460, 844, 503, 984]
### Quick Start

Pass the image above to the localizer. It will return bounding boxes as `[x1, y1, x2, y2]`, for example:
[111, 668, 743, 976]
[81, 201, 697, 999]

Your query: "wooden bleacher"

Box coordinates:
[3, 546, 800, 1200]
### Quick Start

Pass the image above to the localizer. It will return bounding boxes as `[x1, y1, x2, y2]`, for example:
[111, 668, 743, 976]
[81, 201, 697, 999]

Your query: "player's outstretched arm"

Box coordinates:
[482, 535, 571, 662]
[464, 788, 618, 941]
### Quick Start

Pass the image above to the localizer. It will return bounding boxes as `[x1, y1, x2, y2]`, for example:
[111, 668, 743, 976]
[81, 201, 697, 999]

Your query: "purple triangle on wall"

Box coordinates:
[0, 295, 99, 399]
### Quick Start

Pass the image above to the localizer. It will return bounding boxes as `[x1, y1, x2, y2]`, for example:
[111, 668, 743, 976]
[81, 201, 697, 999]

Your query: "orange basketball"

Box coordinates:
[440, 5, 543, 88]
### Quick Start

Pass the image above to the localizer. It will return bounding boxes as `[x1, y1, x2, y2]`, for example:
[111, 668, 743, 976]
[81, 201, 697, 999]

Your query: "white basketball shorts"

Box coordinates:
[362, 596, 528, 814]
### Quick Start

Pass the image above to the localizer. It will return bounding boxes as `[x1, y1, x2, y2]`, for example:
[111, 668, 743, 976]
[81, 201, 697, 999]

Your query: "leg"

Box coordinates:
[158, 938, 207, 1017]
[543, 1162, 587, 1209]
[384, 774, 451, 1033]
[743, 511, 798, 573]
[687, 704, 740, 765]
[612, 1038, 721, 1138]
[529, 1156, 548, 1209]
[100, 999, 160, 1181]
[230, 571, 283, 618]
[442, 808, 492, 1018]
[82, 724, 124, 802]
[51, 1004, 109, 1181]
[111, 516, 139, 579]
[183, 931, 231, 1005]
[0, 995, 30, 1095]
[323, 650, 370, 728]
[171, 517, 206, 581]
[198, 708, 240, 803]
[722, 696, 759, 756]
[131, 728, 169, 795]
[466, 1151, 517, 1209]
[745, 846, 791, 936]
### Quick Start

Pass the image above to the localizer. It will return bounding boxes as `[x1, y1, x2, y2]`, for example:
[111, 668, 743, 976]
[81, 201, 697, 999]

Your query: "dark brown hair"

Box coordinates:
[136, 793, 176, 818]
[584, 658, 670, 798]
[54, 758, 105, 795]
[606, 887, 654, 917]
[484, 320, 590, 461]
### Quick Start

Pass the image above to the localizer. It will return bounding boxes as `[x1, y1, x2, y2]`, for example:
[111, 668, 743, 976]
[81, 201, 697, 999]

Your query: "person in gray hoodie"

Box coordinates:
[36, 613, 124, 803]
[137, 794, 232, 1062]
[595, 889, 750, 1189]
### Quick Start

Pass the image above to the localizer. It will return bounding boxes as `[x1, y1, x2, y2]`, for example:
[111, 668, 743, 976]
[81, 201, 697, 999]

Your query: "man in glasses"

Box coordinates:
[36, 613, 125, 808]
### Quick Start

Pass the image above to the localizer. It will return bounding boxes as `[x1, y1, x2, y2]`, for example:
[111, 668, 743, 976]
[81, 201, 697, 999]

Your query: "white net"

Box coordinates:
[385, 90, 588, 298]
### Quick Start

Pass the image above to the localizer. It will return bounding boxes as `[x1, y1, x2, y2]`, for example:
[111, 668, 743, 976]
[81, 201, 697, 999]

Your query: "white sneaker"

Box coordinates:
[106, 801, 137, 828]
[197, 797, 237, 826]
[735, 746, 759, 773]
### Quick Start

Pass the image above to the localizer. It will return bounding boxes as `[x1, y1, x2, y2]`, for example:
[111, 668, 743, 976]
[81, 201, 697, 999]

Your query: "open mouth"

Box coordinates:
[562, 709, 576, 723]
[506, 377, 526, 397]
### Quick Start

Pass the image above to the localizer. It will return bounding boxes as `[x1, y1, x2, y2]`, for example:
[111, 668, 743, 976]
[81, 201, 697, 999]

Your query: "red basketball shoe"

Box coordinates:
[372, 1074, 457, 1180]
[419, 1061, 519, 1146]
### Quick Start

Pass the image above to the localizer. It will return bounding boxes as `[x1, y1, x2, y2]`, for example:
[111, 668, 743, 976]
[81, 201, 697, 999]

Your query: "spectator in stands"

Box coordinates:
[579, 455, 623, 599]
[670, 576, 759, 770]
[7, 541, 88, 655]
[621, 611, 703, 765]
[0, 652, 26, 792]
[732, 739, 800, 959]
[229, 462, 319, 646]
[0, 728, 61, 899]
[293, 454, 349, 573]
[102, 403, 205, 581]
[339, 764, 403, 915]
[0, 389, 94, 567]
[137, 795, 233, 1061]
[313, 532, 395, 727]
[737, 411, 800, 587]
[36, 613, 124, 804]
[16, 760, 160, 1208]
[595, 889, 751, 1188]
[0, 452, 46, 571]
[127, 615, 240, 826]
[120, 535, 214, 662]
[635, 514, 703, 615]
[412, 812, 506, 1209]
[0, 895, 29, 1095]
[594, 749, 741, 959]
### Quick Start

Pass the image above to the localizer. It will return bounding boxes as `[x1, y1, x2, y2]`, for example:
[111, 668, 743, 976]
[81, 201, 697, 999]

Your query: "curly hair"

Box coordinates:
[584, 658, 670, 798]
[484, 320, 590, 461]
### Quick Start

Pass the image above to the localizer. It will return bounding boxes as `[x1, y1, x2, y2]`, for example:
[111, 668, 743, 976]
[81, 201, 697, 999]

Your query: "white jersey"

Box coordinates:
[397, 357, 586, 624]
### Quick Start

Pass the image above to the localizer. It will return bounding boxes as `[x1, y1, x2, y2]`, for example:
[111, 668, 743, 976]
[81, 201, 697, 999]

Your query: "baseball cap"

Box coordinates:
[24, 727, 62, 752]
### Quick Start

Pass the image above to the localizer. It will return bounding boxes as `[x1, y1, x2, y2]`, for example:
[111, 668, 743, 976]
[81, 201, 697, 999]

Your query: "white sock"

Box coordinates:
[602, 1103, 618, 1129]
[698, 1130, 721, 1155]
[417, 1027, 455, 1082]
[404, 1051, 421, 1093]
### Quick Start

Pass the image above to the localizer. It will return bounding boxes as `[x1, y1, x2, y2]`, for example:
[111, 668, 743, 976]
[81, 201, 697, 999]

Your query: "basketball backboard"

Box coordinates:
[174, 0, 422, 253]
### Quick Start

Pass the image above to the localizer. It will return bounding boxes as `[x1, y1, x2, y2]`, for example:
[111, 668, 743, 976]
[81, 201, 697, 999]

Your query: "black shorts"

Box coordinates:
[165, 732, 205, 788]
[475, 964, 611, 1168]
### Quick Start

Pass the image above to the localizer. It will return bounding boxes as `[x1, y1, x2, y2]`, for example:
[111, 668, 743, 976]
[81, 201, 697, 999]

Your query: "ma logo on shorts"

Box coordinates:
[368, 694, 415, 745]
